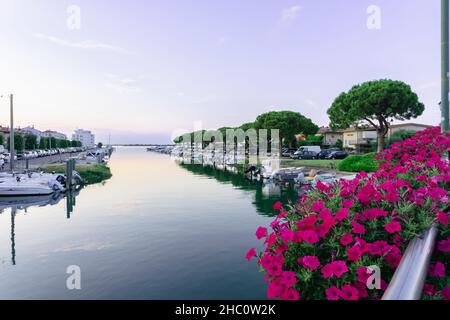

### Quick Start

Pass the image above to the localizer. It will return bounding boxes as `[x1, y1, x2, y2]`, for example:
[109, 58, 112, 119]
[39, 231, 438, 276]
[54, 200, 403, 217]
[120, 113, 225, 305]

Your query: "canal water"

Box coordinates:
[0, 147, 298, 299]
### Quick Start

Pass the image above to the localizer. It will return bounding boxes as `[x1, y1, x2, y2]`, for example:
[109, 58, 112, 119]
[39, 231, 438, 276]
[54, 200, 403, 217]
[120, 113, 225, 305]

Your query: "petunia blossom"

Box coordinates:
[246, 248, 257, 261]
[300, 256, 321, 271]
[256, 227, 268, 240]
[385, 221, 402, 234]
[340, 285, 359, 301]
[325, 286, 341, 300]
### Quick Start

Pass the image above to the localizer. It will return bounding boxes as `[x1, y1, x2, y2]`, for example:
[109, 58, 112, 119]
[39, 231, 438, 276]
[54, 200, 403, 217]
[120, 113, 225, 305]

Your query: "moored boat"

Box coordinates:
[0, 172, 67, 196]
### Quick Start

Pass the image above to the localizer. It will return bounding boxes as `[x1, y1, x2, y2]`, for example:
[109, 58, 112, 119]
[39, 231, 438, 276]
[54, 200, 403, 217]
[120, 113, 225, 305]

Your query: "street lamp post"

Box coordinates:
[9, 94, 15, 172]
[442, 0, 449, 133]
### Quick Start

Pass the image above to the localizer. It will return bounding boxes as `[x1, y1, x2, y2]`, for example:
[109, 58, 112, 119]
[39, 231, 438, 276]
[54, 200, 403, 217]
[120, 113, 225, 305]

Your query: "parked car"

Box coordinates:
[326, 151, 348, 160]
[317, 148, 340, 159]
[2, 153, 16, 163]
[294, 151, 318, 160]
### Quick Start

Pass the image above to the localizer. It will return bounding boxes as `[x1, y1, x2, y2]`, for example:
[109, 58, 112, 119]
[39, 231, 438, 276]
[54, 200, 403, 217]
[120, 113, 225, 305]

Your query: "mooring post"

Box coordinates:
[66, 159, 73, 190]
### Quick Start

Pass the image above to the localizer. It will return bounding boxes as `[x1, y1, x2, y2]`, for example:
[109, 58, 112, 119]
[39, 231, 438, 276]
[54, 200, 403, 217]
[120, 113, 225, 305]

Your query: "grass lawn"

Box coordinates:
[281, 159, 342, 169]
[41, 163, 112, 184]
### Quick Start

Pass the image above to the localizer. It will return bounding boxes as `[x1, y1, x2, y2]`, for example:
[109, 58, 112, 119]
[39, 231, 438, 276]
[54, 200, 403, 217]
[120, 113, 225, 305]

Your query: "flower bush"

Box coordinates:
[248, 127, 450, 300]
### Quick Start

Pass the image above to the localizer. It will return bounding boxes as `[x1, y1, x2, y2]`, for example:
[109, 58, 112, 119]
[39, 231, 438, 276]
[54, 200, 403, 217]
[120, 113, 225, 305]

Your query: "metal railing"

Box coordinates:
[382, 226, 438, 300]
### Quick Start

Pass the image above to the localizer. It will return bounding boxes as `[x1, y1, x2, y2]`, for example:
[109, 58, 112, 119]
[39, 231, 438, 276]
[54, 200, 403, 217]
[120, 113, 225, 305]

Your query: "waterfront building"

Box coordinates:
[22, 126, 43, 142]
[72, 129, 95, 147]
[42, 130, 68, 140]
[318, 122, 433, 150]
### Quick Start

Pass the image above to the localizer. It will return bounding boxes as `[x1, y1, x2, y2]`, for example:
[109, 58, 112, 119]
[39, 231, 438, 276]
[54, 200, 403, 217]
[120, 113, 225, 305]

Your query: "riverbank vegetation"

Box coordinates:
[337, 153, 379, 173]
[281, 159, 342, 169]
[42, 163, 112, 184]
[248, 127, 449, 300]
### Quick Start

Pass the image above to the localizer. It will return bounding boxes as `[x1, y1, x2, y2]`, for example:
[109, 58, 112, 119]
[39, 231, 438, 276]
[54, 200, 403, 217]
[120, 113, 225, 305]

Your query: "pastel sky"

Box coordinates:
[0, 0, 442, 143]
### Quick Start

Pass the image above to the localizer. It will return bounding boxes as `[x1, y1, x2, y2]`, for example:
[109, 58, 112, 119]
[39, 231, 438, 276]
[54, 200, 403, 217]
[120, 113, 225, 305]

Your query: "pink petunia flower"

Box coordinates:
[340, 285, 359, 301]
[335, 208, 349, 222]
[437, 239, 450, 253]
[351, 221, 366, 235]
[316, 182, 331, 192]
[385, 253, 402, 268]
[325, 286, 341, 300]
[353, 283, 368, 298]
[357, 266, 370, 283]
[280, 229, 295, 243]
[245, 248, 257, 261]
[331, 261, 349, 278]
[347, 245, 363, 262]
[423, 283, 436, 296]
[256, 227, 268, 240]
[267, 278, 284, 299]
[314, 224, 331, 238]
[281, 271, 297, 287]
[437, 210, 449, 226]
[321, 263, 334, 279]
[302, 230, 319, 245]
[311, 201, 325, 213]
[321, 261, 348, 279]
[441, 286, 450, 300]
[266, 262, 283, 277]
[265, 233, 278, 246]
[273, 201, 283, 211]
[342, 199, 354, 208]
[363, 208, 388, 221]
[280, 288, 300, 300]
[340, 233, 353, 246]
[300, 256, 321, 271]
[429, 262, 446, 278]
[369, 241, 390, 256]
[385, 221, 402, 234]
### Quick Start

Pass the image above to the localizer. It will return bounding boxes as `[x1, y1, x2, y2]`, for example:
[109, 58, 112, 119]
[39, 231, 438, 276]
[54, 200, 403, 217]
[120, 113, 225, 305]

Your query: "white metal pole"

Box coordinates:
[10, 94, 15, 172]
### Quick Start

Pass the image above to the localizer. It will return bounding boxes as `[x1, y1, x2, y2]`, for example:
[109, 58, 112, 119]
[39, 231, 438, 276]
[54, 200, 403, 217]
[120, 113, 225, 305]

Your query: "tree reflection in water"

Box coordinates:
[178, 164, 301, 217]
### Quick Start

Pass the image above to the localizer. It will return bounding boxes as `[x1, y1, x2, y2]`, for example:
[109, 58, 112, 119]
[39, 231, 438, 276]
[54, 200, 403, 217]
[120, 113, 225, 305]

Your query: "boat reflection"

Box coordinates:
[0, 188, 82, 266]
[178, 164, 300, 217]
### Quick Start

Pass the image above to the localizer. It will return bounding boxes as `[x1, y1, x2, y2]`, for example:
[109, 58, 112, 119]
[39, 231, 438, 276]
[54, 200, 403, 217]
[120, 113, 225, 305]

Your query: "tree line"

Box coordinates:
[175, 111, 319, 148]
[0, 134, 82, 152]
[175, 79, 425, 152]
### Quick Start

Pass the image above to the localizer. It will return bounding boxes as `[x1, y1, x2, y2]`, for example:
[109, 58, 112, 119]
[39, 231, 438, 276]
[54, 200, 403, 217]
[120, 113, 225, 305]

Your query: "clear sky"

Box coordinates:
[0, 0, 442, 143]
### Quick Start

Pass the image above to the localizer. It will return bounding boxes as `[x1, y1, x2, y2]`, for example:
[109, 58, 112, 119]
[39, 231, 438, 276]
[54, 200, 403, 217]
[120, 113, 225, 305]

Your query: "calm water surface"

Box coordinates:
[0, 147, 298, 299]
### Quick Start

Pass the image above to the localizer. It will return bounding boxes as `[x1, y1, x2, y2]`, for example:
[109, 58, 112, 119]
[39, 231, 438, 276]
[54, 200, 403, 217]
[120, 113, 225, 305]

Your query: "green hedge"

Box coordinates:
[337, 152, 379, 172]
[42, 163, 112, 184]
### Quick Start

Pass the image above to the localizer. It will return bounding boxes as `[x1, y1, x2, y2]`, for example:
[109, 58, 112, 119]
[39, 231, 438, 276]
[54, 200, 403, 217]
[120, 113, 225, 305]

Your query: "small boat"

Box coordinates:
[0, 172, 67, 196]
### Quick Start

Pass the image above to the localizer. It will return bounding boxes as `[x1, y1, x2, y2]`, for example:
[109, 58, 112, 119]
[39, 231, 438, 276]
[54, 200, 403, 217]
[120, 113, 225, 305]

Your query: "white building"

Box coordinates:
[72, 129, 95, 147]
[22, 126, 43, 142]
[42, 130, 68, 140]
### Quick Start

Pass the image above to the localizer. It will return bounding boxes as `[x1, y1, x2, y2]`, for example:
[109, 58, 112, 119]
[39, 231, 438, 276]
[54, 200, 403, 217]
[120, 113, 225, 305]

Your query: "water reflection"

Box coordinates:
[178, 164, 300, 217]
[0, 189, 81, 266]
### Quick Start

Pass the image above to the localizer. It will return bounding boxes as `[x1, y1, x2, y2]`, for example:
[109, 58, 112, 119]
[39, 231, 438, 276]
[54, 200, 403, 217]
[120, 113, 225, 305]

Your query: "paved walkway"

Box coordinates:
[1, 152, 83, 171]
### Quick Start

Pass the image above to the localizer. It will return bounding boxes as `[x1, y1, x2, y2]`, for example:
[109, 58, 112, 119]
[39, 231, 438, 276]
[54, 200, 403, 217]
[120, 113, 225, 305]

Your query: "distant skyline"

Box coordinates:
[0, 0, 443, 144]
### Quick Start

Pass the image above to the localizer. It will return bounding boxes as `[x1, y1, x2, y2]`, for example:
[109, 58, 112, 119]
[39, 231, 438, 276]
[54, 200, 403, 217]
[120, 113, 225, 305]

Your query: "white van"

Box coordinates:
[299, 146, 321, 153]
[294, 146, 321, 155]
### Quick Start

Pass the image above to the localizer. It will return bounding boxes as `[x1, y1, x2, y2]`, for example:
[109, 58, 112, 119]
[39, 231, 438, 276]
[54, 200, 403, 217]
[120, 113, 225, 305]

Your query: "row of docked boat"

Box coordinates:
[147, 145, 175, 154]
[0, 171, 84, 197]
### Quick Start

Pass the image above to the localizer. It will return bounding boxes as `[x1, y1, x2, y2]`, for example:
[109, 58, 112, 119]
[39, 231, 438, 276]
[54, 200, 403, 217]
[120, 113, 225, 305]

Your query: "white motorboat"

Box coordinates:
[0, 172, 66, 196]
